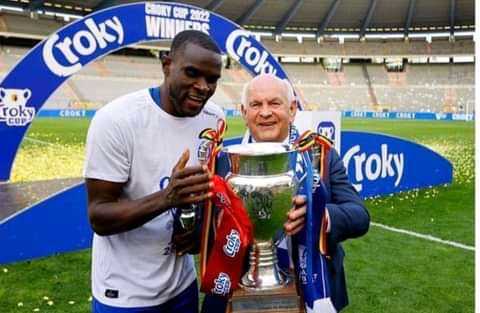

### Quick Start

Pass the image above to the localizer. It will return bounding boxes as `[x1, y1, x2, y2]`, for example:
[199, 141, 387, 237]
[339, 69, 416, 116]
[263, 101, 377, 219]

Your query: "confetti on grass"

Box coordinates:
[11, 144, 85, 183]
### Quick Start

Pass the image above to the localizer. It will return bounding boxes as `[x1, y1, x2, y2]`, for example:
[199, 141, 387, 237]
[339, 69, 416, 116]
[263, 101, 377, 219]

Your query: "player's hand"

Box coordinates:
[163, 150, 213, 209]
[284, 195, 307, 236]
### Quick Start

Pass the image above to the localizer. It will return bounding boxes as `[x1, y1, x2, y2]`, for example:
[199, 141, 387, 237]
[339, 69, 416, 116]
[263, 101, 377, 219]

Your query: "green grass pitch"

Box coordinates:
[0, 117, 474, 313]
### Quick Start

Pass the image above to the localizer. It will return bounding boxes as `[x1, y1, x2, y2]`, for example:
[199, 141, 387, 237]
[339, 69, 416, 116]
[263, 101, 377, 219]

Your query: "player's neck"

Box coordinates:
[158, 84, 176, 116]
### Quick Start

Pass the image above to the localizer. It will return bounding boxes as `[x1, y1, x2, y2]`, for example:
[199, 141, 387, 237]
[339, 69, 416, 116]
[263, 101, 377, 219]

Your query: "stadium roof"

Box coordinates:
[0, 0, 475, 38]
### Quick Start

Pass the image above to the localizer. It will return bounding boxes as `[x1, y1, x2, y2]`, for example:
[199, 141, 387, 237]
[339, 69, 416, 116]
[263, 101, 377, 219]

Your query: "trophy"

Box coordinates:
[223, 142, 303, 312]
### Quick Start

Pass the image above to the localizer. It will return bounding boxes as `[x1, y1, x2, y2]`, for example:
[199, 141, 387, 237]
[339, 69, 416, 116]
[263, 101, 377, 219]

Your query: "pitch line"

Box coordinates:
[371, 222, 475, 251]
[24, 136, 56, 146]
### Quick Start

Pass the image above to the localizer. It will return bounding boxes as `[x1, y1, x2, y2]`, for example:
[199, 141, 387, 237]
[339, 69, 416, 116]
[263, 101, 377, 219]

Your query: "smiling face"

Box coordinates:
[161, 42, 222, 117]
[241, 75, 297, 142]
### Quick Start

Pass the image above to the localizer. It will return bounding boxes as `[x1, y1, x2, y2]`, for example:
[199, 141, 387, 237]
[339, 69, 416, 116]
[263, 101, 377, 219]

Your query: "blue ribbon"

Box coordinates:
[293, 150, 332, 310]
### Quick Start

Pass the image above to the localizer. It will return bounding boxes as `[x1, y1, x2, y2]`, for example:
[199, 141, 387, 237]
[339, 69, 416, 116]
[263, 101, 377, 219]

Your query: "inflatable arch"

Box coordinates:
[0, 1, 291, 181]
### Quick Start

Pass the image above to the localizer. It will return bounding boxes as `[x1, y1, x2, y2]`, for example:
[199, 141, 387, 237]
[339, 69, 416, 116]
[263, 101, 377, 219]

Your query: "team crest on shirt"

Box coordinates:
[212, 272, 231, 296]
[223, 229, 241, 258]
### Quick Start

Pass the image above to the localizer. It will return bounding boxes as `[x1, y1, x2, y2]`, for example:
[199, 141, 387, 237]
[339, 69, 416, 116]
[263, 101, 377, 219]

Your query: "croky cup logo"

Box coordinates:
[0, 88, 35, 126]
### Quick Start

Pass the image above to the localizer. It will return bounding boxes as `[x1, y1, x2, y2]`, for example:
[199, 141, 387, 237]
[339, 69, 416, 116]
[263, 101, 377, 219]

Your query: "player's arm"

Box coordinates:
[87, 150, 212, 236]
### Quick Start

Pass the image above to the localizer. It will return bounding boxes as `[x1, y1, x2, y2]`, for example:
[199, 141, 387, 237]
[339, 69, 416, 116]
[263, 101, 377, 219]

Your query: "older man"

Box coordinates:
[198, 74, 369, 313]
[239, 73, 369, 311]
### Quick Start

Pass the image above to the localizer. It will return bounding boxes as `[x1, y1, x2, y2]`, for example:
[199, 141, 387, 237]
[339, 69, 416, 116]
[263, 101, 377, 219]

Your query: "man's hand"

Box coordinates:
[284, 195, 307, 236]
[163, 150, 213, 208]
[86, 150, 214, 236]
[168, 150, 211, 256]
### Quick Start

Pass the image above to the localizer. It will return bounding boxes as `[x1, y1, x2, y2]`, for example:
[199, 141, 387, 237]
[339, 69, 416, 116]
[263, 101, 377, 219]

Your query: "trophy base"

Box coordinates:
[227, 282, 303, 313]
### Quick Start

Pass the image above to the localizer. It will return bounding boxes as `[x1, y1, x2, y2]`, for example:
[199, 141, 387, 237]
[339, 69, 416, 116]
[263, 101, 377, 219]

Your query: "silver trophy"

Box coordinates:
[223, 142, 297, 290]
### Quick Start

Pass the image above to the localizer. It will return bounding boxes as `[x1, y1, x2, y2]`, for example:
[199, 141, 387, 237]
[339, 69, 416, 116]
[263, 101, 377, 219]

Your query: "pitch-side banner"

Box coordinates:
[0, 1, 289, 181]
[341, 131, 453, 197]
[344, 111, 475, 121]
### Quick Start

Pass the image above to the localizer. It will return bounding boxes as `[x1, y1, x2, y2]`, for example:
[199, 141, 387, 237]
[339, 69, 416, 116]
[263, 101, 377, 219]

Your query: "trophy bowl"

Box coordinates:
[223, 142, 297, 291]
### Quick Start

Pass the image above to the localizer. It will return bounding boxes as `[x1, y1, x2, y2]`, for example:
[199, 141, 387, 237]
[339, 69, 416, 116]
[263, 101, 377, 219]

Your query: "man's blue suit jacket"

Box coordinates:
[321, 147, 370, 311]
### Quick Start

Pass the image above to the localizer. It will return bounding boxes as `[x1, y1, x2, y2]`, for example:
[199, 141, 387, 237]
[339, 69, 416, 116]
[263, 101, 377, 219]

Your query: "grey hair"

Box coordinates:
[241, 73, 295, 106]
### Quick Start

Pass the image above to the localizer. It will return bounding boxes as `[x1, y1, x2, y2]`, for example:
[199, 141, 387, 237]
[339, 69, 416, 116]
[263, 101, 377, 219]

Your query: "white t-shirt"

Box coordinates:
[84, 88, 225, 308]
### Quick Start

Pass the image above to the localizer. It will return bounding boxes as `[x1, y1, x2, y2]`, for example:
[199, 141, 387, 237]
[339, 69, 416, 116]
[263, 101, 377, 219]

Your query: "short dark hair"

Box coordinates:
[170, 30, 221, 58]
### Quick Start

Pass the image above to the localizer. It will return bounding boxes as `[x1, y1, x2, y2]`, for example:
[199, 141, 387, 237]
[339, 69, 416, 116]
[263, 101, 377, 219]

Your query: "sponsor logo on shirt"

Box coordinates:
[202, 108, 221, 118]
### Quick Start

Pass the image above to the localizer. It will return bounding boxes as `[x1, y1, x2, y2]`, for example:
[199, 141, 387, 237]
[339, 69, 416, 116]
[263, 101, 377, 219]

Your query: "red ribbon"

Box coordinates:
[200, 175, 253, 296]
[199, 119, 227, 285]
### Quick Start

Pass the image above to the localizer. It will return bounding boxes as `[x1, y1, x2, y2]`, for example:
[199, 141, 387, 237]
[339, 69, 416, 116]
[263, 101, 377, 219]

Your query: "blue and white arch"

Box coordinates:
[0, 1, 292, 182]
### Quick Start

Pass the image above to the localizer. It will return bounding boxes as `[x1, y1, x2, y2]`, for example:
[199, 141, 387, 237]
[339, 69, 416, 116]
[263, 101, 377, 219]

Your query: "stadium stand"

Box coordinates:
[0, 13, 63, 37]
[0, 0, 473, 116]
[0, 44, 473, 114]
[260, 38, 474, 58]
